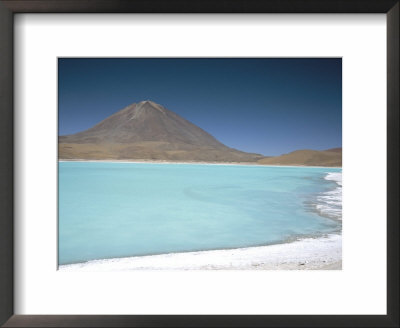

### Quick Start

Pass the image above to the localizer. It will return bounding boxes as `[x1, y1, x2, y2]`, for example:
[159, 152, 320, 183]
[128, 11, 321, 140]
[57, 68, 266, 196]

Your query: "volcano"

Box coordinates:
[59, 100, 264, 162]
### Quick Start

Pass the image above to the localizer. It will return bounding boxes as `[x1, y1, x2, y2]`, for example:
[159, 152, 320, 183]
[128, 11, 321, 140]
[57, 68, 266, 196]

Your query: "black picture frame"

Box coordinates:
[0, 1, 398, 327]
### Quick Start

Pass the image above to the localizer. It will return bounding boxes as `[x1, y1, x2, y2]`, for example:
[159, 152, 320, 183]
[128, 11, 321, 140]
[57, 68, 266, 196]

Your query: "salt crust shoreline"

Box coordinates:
[59, 234, 342, 271]
[59, 159, 341, 169]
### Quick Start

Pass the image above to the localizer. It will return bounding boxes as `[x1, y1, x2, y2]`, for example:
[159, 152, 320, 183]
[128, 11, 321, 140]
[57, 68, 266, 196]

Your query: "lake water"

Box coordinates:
[58, 162, 342, 265]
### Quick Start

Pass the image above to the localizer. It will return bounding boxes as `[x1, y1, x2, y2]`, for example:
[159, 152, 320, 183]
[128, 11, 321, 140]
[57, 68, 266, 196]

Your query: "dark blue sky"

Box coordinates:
[58, 58, 341, 156]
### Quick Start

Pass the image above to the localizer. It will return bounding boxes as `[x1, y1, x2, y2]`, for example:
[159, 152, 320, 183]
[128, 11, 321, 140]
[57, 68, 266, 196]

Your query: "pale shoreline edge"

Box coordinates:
[59, 233, 342, 271]
[58, 159, 342, 169]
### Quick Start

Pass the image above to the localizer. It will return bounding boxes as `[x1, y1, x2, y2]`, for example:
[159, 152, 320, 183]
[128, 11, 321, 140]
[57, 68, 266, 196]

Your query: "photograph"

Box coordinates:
[58, 58, 342, 271]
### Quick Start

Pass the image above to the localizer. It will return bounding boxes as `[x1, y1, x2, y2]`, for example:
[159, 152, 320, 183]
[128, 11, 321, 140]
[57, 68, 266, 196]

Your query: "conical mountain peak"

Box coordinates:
[135, 100, 166, 114]
[59, 100, 263, 162]
[138, 100, 158, 106]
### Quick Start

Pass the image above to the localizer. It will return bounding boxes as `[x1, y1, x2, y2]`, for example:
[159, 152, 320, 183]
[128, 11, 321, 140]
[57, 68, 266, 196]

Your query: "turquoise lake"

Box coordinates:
[58, 162, 342, 265]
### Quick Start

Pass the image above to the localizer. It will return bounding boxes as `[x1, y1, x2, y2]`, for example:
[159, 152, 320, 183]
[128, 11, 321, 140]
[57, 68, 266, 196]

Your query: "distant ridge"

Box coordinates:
[324, 147, 342, 153]
[59, 100, 263, 162]
[257, 148, 342, 167]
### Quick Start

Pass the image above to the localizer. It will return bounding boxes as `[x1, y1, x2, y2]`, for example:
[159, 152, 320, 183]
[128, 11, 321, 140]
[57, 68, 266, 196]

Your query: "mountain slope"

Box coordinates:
[257, 149, 342, 167]
[59, 100, 263, 162]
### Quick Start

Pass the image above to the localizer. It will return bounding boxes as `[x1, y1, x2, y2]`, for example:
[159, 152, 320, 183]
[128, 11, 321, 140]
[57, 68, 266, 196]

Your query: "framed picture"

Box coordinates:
[0, 0, 398, 327]
[57, 57, 343, 271]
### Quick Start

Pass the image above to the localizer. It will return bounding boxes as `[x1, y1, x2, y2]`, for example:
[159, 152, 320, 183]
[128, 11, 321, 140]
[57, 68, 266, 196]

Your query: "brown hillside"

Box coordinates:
[257, 149, 342, 167]
[324, 147, 342, 153]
